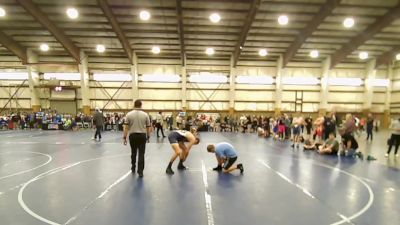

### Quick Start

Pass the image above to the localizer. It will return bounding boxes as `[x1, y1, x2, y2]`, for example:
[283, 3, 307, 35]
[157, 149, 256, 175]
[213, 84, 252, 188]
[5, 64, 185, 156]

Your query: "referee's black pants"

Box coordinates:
[94, 125, 102, 139]
[129, 133, 147, 173]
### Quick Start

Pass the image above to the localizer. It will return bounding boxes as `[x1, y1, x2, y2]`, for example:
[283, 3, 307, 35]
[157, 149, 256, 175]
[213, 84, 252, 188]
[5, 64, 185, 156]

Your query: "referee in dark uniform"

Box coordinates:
[123, 100, 151, 178]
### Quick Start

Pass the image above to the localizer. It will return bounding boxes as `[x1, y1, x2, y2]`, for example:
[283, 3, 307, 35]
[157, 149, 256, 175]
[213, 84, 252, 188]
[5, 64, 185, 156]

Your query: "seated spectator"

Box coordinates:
[318, 132, 339, 155]
[220, 122, 227, 132]
[63, 118, 72, 130]
[0, 117, 8, 130]
[303, 138, 316, 151]
[257, 127, 264, 137]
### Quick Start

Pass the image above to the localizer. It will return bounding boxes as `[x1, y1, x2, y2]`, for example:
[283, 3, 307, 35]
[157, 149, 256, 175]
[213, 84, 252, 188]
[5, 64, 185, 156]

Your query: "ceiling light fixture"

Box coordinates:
[139, 10, 151, 21]
[66, 7, 79, 19]
[189, 73, 228, 83]
[209, 13, 221, 23]
[152, 46, 161, 54]
[0, 7, 6, 17]
[205, 47, 215, 55]
[396, 53, 400, 61]
[310, 50, 319, 58]
[96, 44, 105, 53]
[328, 77, 363, 86]
[343, 17, 355, 28]
[259, 49, 268, 57]
[40, 43, 49, 52]
[282, 77, 320, 85]
[359, 51, 368, 60]
[278, 15, 289, 26]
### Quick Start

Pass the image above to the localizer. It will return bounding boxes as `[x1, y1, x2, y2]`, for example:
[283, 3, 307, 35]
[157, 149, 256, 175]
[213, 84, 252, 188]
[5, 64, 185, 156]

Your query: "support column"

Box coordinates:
[229, 55, 236, 115]
[363, 59, 376, 116]
[383, 64, 393, 128]
[181, 57, 187, 111]
[27, 49, 40, 112]
[130, 51, 139, 101]
[319, 56, 330, 116]
[79, 51, 90, 115]
[275, 55, 283, 116]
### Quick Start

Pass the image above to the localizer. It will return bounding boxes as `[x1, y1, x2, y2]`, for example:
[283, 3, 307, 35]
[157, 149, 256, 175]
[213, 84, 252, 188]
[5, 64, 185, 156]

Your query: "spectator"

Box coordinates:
[318, 132, 339, 155]
[278, 119, 285, 141]
[323, 113, 336, 140]
[366, 113, 374, 141]
[11, 113, 21, 130]
[305, 115, 313, 140]
[155, 112, 166, 138]
[176, 114, 182, 129]
[386, 118, 400, 157]
[291, 117, 302, 148]
[92, 108, 104, 141]
[339, 129, 363, 159]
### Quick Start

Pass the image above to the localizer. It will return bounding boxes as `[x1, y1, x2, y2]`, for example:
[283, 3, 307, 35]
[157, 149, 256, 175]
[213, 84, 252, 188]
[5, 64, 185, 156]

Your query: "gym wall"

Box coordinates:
[0, 58, 398, 114]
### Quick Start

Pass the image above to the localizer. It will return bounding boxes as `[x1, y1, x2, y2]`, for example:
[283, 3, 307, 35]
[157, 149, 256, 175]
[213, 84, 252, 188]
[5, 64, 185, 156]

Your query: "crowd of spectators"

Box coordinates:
[0, 109, 389, 159]
[0, 110, 126, 131]
[170, 112, 381, 159]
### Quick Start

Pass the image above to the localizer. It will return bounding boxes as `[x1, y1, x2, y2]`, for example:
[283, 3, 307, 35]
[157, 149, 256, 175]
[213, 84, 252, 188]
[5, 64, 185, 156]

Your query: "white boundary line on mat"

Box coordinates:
[18, 153, 130, 225]
[0, 151, 52, 181]
[258, 159, 374, 225]
[201, 160, 215, 225]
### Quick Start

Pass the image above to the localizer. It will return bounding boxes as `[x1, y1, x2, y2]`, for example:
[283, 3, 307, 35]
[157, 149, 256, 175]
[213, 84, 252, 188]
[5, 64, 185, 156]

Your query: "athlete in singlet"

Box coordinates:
[166, 129, 200, 175]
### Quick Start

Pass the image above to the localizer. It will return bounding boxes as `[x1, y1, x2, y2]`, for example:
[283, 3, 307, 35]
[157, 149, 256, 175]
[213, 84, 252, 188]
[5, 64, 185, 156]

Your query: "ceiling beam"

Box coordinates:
[97, 0, 133, 63]
[282, 0, 341, 67]
[232, 0, 261, 67]
[176, 0, 186, 65]
[16, 0, 80, 62]
[375, 46, 400, 68]
[0, 30, 27, 64]
[331, 4, 400, 68]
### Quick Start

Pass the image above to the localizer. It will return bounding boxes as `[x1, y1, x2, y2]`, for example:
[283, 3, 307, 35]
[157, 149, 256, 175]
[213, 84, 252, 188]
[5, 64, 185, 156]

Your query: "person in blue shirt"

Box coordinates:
[207, 142, 243, 174]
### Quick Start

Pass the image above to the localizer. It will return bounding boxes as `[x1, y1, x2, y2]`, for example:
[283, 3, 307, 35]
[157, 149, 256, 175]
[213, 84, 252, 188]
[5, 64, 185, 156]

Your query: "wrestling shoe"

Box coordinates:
[213, 165, 222, 171]
[237, 163, 244, 174]
[177, 164, 188, 170]
[166, 167, 174, 175]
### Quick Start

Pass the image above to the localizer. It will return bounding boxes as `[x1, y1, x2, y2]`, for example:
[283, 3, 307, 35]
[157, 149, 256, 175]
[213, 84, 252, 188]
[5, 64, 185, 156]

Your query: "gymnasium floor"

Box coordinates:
[0, 129, 399, 225]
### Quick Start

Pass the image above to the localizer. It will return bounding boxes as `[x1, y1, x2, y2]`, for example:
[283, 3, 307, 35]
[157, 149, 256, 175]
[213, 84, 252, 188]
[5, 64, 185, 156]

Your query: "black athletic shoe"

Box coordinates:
[177, 164, 188, 170]
[291, 144, 294, 148]
[237, 164, 244, 174]
[213, 166, 222, 171]
[166, 167, 174, 174]
[138, 172, 143, 178]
